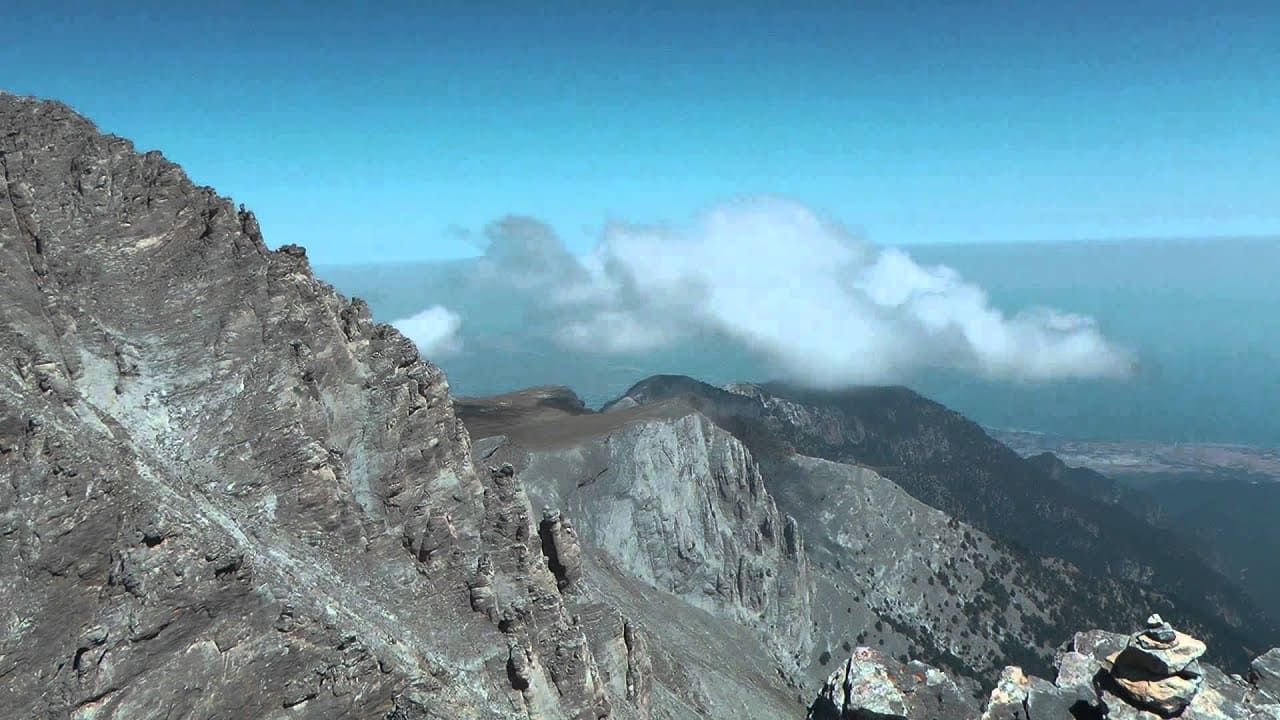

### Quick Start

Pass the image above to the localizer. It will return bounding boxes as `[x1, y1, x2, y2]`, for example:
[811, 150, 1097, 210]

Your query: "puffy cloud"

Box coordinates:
[474, 196, 1134, 385]
[392, 305, 463, 358]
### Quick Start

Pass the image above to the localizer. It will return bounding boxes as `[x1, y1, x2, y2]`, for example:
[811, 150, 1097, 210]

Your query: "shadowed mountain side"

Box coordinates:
[1147, 479, 1280, 614]
[1030, 450, 1280, 614]
[1025, 452, 1165, 522]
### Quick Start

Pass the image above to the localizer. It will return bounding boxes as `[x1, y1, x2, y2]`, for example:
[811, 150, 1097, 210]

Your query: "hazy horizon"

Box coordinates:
[318, 234, 1280, 448]
[10, 3, 1277, 443]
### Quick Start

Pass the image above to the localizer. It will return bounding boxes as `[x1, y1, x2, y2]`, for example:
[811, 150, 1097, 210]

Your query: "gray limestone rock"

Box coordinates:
[809, 627, 1280, 720]
[511, 407, 817, 678]
[1254, 649, 1280, 700]
[807, 647, 980, 720]
[540, 507, 585, 592]
[980, 665, 1095, 720]
[1119, 628, 1207, 677]
[616, 376, 1277, 672]
[0, 93, 610, 720]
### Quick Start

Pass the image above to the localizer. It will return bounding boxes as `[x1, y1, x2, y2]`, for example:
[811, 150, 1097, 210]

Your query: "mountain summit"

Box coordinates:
[0, 93, 614, 718]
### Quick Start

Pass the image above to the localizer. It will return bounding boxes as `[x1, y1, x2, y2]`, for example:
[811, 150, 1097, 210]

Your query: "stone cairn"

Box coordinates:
[1105, 613, 1208, 716]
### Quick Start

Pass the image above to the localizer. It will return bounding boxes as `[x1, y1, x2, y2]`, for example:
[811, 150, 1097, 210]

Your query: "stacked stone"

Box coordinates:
[1105, 613, 1208, 717]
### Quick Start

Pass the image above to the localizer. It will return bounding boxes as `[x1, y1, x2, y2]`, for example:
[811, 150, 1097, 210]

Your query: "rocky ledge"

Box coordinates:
[810, 616, 1280, 719]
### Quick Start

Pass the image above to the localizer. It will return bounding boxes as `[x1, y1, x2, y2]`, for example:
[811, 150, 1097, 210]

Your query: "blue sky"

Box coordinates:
[5, 1, 1279, 263]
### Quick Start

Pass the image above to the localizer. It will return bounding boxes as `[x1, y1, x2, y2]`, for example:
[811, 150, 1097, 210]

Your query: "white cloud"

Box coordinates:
[472, 196, 1135, 385]
[392, 305, 463, 358]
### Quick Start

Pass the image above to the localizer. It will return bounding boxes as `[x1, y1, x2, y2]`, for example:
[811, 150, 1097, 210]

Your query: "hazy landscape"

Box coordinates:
[318, 236, 1280, 449]
[5, 89, 1280, 720]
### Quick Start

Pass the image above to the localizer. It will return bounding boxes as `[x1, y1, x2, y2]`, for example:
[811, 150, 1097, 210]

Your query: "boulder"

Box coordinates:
[981, 664, 1099, 720]
[1254, 649, 1280, 700]
[810, 623, 1280, 720]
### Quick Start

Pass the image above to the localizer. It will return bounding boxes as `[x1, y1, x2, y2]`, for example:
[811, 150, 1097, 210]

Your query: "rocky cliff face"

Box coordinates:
[772, 455, 1063, 681]
[518, 409, 814, 669]
[607, 376, 1277, 671]
[456, 385, 1140, 701]
[459, 390, 815, 716]
[0, 94, 624, 719]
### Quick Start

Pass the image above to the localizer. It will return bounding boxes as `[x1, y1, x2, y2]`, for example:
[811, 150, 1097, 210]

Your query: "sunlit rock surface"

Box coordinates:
[0, 93, 614, 719]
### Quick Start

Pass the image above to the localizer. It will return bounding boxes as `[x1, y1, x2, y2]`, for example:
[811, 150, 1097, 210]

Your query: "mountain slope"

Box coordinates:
[608, 375, 1278, 669]
[0, 93, 629, 719]
[458, 387, 1179, 693]
[457, 389, 813, 713]
[1031, 450, 1280, 615]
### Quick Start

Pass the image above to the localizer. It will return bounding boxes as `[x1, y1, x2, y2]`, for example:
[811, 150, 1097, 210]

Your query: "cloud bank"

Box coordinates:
[474, 197, 1134, 385]
[392, 305, 463, 357]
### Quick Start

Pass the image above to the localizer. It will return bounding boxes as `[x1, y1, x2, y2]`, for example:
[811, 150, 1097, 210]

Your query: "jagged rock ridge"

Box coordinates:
[458, 384, 1149, 697]
[0, 93, 635, 718]
[460, 390, 815, 715]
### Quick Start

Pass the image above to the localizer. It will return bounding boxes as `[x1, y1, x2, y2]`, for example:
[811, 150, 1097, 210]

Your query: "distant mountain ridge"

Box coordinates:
[606, 375, 1278, 668]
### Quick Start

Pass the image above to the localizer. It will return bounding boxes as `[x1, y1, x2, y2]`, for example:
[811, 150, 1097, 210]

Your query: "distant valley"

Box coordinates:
[993, 429, 1280, 617]
[992, 429, 1280, 482]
